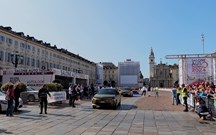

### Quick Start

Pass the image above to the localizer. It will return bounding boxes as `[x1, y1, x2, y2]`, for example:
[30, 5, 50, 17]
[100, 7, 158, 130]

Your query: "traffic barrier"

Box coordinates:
[180, 94, 216, 119]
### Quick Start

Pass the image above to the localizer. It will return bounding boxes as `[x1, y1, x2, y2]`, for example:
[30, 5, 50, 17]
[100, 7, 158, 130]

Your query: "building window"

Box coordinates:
[20, 43, 25, 49]
[49, 63, 53, 68]
[160, 70, 163, 76]
[20, 56, 24, 65]
[37, 48, 40, 54]
[14, 40, 18, 46]
[27, 45, 31, 50]
[36, 59, 40, 68]
[31, 58, 35, 67]
[0, 35, 5, 42]
[32, 46, 35, 52]
[25, 57, 30, 66]
[5, 52, 11, 62]
[0, 51, 4, 61]
[6, 38, 13, 45]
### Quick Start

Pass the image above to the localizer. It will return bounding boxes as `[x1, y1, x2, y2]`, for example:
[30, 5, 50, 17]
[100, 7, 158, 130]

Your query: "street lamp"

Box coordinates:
[11, 51, 23, 68]
[201, 33, 205, 54]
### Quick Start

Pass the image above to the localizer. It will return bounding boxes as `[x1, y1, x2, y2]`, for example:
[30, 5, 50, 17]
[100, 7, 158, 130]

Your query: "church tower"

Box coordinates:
[149, 47, 155, 78]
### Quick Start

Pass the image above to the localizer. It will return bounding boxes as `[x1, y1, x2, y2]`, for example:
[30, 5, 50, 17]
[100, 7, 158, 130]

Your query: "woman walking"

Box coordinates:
[6, 85, 15, 116]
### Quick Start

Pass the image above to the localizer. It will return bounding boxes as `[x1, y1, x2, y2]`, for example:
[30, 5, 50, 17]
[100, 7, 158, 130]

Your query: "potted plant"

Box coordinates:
[1, 82, 14, 93]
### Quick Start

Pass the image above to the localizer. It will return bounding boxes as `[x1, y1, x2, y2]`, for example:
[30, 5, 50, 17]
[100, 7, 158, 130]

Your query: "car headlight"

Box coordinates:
[0, 100, 7, 104]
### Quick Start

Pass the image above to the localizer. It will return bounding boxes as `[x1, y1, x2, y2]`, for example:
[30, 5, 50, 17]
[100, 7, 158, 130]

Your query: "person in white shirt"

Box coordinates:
[140, 86, 147, 96]
[68, 84, 72, 105]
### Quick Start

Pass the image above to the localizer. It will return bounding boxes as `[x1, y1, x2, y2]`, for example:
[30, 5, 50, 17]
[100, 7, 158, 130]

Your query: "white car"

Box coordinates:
[0, 91, 23, 112]
[21, 86, 39, 102]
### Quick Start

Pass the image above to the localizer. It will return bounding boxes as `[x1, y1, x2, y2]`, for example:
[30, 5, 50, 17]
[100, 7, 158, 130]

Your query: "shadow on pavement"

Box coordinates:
[0, 128, 13, 134]
[80, 104, 137, 111]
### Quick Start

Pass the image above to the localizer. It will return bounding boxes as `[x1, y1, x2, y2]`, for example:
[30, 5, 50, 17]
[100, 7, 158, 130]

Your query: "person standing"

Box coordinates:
[6, 85, 15, 116]
[91, 83, 95, 96]
[155, 87, 159, 97]
[38, 85, 51, 114]
[181, 84, 188, 112]
[71, 85, 78, 108]
[75, 84, 81, 100]
[141, 86, 147, 96]
[68, 84, 72, 105]
[176, 86, 181, 105]
[171, 85, 177, 105]
[14, 84, 21, 112]
[148, 85, 151, 97]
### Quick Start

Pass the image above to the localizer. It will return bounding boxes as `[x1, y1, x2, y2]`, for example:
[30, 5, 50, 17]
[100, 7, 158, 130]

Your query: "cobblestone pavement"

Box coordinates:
[0, 91, 216, 135]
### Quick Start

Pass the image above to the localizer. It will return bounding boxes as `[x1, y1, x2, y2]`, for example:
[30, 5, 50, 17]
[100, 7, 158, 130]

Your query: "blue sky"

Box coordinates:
[1, 0, 215, 78]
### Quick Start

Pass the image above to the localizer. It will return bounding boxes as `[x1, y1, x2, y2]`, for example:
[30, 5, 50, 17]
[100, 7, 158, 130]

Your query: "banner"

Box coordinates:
[48, 91, 66, 103]
[180, 58, 213, 85]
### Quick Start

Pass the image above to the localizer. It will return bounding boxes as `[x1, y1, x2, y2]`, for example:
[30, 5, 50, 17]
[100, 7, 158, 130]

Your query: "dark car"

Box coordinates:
[120, 87, 133, 97]
[92, 88, 121, 109]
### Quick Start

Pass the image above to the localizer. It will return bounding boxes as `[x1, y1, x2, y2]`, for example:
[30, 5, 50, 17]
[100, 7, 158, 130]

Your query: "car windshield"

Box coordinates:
[27, 86, 36, 91]
[121, 87, 131, 90]
[0, 91, 5, 96]
[97, 89, 117, 95]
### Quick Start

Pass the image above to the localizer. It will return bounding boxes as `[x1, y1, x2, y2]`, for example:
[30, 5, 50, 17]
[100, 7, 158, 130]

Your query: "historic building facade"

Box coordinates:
[101, 62, 118, 87]
[0, 26, 96, 85]
[149, 48, 179, 88]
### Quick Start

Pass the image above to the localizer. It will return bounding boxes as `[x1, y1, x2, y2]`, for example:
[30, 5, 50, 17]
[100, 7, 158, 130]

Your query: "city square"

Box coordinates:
[1, 1, 216, 135]
[1, 91, 216, 135]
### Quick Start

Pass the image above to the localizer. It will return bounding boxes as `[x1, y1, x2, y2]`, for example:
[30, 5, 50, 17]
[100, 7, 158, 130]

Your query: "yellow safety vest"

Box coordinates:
[181, 88, 188, 97]
[177, 88, 181, 94]
[155, 87, 159, 92]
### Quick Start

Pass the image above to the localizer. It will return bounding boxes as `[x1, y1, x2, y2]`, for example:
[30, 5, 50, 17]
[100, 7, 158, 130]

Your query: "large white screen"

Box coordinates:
[120, 75, 137, 84]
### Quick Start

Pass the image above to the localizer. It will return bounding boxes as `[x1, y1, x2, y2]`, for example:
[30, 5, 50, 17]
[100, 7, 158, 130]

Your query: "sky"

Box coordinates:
[1, 0, 216, 78]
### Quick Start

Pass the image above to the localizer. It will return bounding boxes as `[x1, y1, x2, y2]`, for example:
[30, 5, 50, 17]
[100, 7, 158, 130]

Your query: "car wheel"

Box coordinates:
[28, 95, 35, 102]
[113, 103, 117, 110]
[0, 105, 2, 112]
[92, 106, 96, 109]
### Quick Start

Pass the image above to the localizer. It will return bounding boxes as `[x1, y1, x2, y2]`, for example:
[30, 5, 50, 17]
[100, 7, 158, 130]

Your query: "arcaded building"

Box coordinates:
[0, 26, 96, 86]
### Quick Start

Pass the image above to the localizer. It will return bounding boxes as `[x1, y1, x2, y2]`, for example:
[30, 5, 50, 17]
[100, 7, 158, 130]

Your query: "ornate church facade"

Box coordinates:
[149, 48, 179, 88]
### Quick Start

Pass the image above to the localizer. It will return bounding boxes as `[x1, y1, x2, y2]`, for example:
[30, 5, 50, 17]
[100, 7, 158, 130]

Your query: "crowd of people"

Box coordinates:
[68, 83, 96, 108]
[2, 82, 97, 116]
[171, 81, 216, 120]
[3, 80, 216, 120]
[5, 84, 22, 116]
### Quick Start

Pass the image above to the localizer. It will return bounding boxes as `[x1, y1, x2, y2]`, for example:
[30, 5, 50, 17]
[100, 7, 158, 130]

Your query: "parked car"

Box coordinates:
[21, 86, 39, 102]
[120, 87, 133, 97]
[0, 91, 23, 112]
[92, 88, 121, 109]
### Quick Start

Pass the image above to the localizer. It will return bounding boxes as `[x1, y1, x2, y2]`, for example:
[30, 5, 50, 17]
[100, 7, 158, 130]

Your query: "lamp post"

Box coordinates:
[11, 51, 23, 68]
[201, 33, 205, 54]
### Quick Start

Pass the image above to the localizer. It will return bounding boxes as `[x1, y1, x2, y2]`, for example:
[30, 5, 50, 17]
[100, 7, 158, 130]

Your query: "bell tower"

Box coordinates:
[149, 47, 155, 78]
